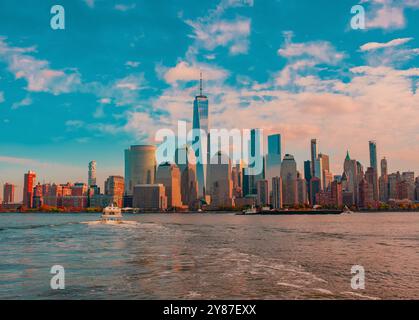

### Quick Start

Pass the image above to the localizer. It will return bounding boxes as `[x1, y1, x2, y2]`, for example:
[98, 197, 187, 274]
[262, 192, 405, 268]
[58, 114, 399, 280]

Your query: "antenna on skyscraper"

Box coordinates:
[199, 71, 203, 96]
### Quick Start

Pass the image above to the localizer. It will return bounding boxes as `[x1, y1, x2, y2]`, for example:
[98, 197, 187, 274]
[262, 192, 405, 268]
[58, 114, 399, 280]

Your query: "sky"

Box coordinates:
[0, 0, 418, 201]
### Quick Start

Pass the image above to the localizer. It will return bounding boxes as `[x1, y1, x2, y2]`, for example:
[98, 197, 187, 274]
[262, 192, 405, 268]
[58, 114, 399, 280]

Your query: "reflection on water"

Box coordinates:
[0, 212, 418, 299]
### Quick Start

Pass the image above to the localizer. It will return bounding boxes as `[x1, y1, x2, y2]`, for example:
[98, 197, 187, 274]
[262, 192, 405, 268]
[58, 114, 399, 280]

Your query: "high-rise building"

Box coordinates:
[379, 157, 389, 202]
[124, 145, 157, 195]
[365, 167, 378, 204]
[401, 171, 415, 200]
[368, 141, 379, 201]
[104, 175, 124, 207]
[256, 179, 269, 206]
[3, 183, 15, 204]
[175, 145, 198, 209]
[343, 151, 359, 205]
[271, 176, 283, 209]
[359, 178, 373, 208]
[88, 161, 97, 186]
[331, 181, 343, 207]
[369, 141, 378, 171]
[207, 152, 233, 208]
[231, 163, 243, 198]
[296, 172, 308, 205]
[23, 170, 36, 208]
[156, 162, 182, 209]
[310, 177, 321, 205]
[243, 129, 265, 196]
[304, 160, 312, 203]
[280, 154, 298, 206]
[265, 134, 281, 198]
[133, 184, 167, 211]
[310, 139, 318, 178]
[192, 73, 209, 198]
[388, 172, 401, 200]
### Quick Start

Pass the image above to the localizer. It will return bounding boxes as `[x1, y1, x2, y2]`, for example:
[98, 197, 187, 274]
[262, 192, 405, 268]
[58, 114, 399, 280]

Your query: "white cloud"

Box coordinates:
[186, 17, 251, 55]
[115, 4, 136, 12]
[163, 61, 228, 84]
[360, 38, 413, 51]
[0, 38, 81, 94]
[11, 96, 32, 109]
[125, 61, 140, 68]
[362, 0, 419, 30]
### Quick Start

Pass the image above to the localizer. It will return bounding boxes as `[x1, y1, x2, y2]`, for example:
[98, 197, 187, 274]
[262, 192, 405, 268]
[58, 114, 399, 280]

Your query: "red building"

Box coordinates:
[23, 171, 36, 208]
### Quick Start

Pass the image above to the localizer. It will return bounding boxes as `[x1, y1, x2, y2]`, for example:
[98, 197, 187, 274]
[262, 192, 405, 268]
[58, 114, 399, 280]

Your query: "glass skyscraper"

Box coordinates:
[369, 140, 377, 171]
[266, 134, 282, 198]
[192, 75, 209, 198]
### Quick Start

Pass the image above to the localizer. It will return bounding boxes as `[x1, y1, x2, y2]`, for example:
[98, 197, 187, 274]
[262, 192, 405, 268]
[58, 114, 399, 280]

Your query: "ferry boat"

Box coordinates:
[239, 205, 257, 215]
[101, 203, 123, 224]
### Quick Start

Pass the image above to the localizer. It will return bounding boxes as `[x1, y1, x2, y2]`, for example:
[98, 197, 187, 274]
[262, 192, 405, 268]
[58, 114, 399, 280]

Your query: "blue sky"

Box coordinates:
[0, 0, 418, 199]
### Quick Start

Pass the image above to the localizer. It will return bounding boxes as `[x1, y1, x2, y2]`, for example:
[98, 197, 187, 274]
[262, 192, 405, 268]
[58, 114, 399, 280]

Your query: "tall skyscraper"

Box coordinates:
[3, 183, 15, 204]
[343, 151, 359, 205]
[88, 161, 97, 186]
[310, 139, 318, 178]
[156, 162, 182, 209]
[379, 157, 389, 202]
[124, 145, 157, 195]
[256, 179, 269, 206]
[207, 152, 233, 208]
[369, 141, 378, 171]
[368, 141, 379, 201]
[23, 170, 36, 208]
[175, 145, 198, 209]
[265, 134, 282, 201]
[192, 73, 209, 198]
[271, 176, 283, 209]
[304, 160, 312, 203]
[280, 154, 298, 206]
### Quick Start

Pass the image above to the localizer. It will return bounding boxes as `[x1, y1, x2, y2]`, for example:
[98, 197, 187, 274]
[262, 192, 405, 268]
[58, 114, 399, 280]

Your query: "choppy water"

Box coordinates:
[0, 212, 418, 299]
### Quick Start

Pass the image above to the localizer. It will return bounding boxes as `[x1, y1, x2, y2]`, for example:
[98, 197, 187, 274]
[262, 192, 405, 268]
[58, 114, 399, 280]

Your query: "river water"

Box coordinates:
[0, 212, 418, 299]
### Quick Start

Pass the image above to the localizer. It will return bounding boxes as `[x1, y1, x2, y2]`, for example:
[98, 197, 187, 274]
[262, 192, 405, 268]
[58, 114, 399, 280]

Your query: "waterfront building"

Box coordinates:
[2, 183, 15, 204]
[23, 170, 36, 208]
[88, 161, 97, 187]
[365, 167, 378, 203]
[399, 171, 415, 201]
[207, 152, 233, 208]
[342, 190, 355, 206]
[156, 162, 182, 209]
[133, 184, 167, 211]
[192, 74, 209, 198]
[256, 179, 269, 206]
[368, 142, 379, 201]
[379, 157, 389, 202]
[175, 146, 198, 209]
[231, 163, 243, 198]
[104, 175, 124, 207]
[124, 145, 157, 195]
[388, 172, 401, 200]
[359, 178, 374, 208]
[280, 154, 298, 206]
[265, 134, 282, 200]
[271, 176, 283, 209]
[297, 172, 308, 205]
[310, 139, 318, 179]
[323, 170, 333, 191]
[304, 160, 312, 202]
[331, 181, 343, 207]
[343, 151, 359, 205]
[314, 158, 323, 189]
[310, 177, 321, 206]
[243, 129, 265, 196]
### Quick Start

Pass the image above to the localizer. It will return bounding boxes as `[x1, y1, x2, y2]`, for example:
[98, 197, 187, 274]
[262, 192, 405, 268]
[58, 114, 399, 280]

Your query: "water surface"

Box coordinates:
[0, 212, 418, 299]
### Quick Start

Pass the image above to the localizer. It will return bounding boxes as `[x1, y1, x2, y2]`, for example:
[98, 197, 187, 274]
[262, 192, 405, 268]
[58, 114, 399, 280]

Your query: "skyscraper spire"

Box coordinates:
[199, 71, 203, 96]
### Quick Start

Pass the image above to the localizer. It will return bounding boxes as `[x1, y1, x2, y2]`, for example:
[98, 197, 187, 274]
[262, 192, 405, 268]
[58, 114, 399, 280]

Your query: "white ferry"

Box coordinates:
[101, 203, 123, 224]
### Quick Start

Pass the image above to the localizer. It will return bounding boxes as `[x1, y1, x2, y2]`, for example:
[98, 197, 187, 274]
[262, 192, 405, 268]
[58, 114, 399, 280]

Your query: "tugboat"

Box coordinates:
[101, 203, 123, 224]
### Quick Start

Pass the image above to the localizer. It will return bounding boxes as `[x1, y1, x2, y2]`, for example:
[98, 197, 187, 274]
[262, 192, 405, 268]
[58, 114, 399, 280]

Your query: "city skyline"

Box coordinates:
[1, 0, 419, 197]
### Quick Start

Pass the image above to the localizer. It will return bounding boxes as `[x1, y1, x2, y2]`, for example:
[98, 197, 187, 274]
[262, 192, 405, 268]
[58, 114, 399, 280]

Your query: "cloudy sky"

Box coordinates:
[0, 0, 418, 200]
